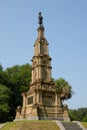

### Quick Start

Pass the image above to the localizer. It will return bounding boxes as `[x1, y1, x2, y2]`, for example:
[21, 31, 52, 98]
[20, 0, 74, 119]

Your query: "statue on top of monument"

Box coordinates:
[38, 12, 43, 27]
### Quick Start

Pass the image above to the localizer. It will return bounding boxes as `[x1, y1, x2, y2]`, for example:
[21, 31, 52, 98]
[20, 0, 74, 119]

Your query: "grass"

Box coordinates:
[0, 120, 60, 130]
[81, 122, 87, 128]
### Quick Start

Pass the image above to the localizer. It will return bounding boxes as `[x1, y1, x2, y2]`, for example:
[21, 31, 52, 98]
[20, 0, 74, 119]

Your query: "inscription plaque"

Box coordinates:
[28, 96, 33, 105]
[42, 96, 55, 105]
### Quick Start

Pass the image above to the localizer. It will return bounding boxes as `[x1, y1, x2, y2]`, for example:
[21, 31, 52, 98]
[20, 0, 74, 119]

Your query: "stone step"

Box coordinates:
[62, 128, 82, 130]
[62, 122, 83, 130]
[63, 128, 82, 129]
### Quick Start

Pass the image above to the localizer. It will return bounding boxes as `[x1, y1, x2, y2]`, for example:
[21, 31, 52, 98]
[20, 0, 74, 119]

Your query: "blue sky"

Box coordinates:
[0, 0, 87, 109]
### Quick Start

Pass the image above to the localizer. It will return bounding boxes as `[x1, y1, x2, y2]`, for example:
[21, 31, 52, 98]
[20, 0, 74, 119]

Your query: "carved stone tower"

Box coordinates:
[15, 12, 70, 121]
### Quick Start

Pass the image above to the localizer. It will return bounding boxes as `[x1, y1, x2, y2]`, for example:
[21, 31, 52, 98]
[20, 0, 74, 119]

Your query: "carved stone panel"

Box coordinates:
[28, 96, 33, 105]
[42, 91, 55, 106]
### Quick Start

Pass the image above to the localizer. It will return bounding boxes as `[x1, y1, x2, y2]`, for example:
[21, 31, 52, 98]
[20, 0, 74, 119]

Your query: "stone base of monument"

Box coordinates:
[15, 104, 70, 121]
[39, 117, 64, 121]
[26, 116, 39, 120]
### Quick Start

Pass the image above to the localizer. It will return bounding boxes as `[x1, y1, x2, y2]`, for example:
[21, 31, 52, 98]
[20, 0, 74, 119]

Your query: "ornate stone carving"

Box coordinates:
[42, 95, 55, 105]
[15, 13, 70, 121]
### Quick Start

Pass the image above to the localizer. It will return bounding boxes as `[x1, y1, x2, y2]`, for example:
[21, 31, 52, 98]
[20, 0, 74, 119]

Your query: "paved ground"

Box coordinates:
[0, 123, 8, 128]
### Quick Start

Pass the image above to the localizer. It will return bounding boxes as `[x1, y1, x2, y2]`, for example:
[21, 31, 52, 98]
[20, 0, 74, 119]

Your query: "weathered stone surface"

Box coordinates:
[15, 13, 70, 121]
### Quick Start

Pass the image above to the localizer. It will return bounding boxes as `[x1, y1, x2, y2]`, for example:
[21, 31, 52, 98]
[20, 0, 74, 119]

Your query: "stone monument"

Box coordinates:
[15, 12, 70, 121]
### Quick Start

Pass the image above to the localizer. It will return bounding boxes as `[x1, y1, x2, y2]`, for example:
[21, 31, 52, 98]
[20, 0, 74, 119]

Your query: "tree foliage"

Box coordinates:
[0, 84, 11, 122]
[0, 63, 31, 122]
[55, 78, 72, 100]
[69, 108, 87, 122]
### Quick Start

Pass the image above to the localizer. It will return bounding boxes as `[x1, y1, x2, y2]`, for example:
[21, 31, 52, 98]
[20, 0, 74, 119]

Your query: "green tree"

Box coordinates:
[4, 63, 31, 120]
[83, 115, 87, 122]
[0, 84, 11, 123]
[0, 64, 3, 71]
[69, 109, 78, 121]
[69, 108, 87, 121]
[0, 64, 4, 84]
[77, 108, 87, 121]
[55, 78, 72, 100]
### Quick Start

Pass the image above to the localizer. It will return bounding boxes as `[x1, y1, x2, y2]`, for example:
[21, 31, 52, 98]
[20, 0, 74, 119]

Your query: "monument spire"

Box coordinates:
[37, 12, 44, 39]
[31, 12, 52, 83]
[15, 13, 70, 121]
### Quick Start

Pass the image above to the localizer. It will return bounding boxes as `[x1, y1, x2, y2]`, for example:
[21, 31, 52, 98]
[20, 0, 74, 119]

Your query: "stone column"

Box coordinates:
[55, 93, 58, 118]
[21, 93, 27, 118]
[37, 91, 39, 104]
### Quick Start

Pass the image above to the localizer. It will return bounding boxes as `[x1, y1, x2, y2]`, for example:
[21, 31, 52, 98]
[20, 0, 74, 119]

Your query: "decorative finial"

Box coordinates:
[38, 12, 43, 27]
